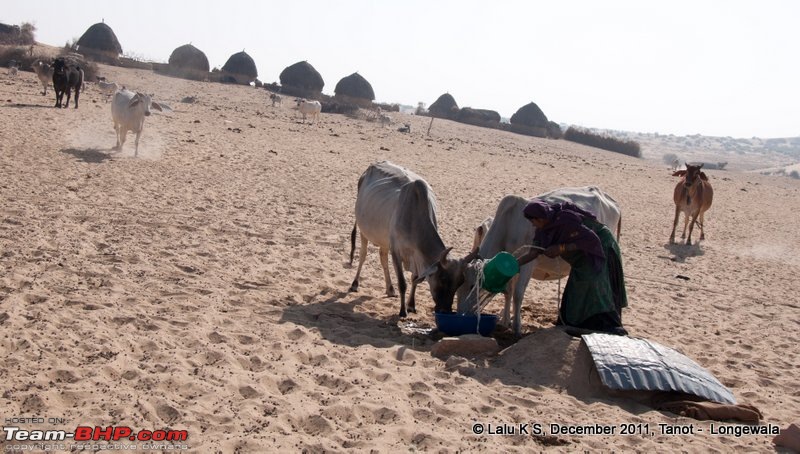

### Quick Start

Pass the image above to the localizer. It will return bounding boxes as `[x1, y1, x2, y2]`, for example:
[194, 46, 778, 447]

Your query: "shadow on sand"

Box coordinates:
[280, 287, 661, 418]
[662, 241, 705, 263]
[60, 147, 115, 163]
[3, 102, 53, 109]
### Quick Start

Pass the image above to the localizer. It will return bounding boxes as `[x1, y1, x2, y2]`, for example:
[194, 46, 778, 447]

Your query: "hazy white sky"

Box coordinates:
[5, 1, 799, 138]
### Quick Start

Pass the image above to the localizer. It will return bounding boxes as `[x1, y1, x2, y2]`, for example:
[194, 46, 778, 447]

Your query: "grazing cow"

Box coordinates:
[269, 93, 282, 107]
[96, 80, 119, 102]
[670, 163, 713, 245]
[349, 161, 476, 317]
[111, 89, 167, 157]
[397, 123, 411, 133]
[51, 57, 84, 108]
[455, 187, 622, 336]
[294, 98, 321, 123]
[31, 60, 53, 95]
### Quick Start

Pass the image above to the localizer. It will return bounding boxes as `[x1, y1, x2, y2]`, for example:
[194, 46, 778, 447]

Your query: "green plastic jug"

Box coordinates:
[481, 252, 520, 293]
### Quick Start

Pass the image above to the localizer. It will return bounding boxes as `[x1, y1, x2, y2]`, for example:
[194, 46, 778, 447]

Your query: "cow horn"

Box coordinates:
[437, 247, 453, 266]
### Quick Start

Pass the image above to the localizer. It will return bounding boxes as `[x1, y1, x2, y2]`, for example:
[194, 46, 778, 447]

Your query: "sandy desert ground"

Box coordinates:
[1, 62, 798, 452]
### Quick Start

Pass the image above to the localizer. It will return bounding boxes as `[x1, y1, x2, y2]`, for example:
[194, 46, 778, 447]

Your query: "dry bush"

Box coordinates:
[0, 22, 35, 45]
[0, 46, 31, 68]
[564, 127, 642, 158]
[373, 102, 399, 112]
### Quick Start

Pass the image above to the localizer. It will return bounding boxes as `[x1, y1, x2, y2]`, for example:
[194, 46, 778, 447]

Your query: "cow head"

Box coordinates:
[414, 246, 479, 313]
[128, 92, 164, 116]
[51, 57, 66, 74]
[674, 163, 708, 188]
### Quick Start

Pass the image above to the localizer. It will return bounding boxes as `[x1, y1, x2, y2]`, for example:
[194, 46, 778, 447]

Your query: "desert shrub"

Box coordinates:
[0, 22, 35, 45]
[373, 102, 399, 112]
[320, 95, 359, 115]
[564, 127, 642, 158]
[0, 46, 31, 69]
[662, 153, 679, 165]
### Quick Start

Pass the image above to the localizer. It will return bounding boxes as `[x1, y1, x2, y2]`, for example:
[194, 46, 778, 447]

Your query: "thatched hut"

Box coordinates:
[509, 102, 551, 138]
[456, 107, 501, 128]
[279, 61, 324, 99]
[165, 44, 210, 81]
[76, 22, 122, 63]
[169, 44, 209, 72]
[221, 51, 257, 85]
[334, 72, 375, 108]
[428, 93, 459, 119]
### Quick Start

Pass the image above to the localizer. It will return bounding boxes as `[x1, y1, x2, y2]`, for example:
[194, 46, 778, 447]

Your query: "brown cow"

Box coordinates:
[670, 163, 713, 245]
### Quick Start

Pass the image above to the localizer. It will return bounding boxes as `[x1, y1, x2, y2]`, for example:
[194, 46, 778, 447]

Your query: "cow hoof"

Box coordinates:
[399, 311, 407, 318]
[387, 287, 396, 297]
[408, 306, 417, 314]
[349, 281, 358, 292]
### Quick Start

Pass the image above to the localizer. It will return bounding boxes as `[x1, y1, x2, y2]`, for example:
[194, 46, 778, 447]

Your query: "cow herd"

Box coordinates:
[349, 160, 713, 335]
[16, 61, 714, 335]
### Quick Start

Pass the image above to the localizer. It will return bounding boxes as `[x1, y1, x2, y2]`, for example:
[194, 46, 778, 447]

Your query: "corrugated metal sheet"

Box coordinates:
[582, 333, 736, 405]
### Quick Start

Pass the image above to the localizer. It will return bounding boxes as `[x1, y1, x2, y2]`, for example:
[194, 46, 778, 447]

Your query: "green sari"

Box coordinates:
[557, 218, 627, 331]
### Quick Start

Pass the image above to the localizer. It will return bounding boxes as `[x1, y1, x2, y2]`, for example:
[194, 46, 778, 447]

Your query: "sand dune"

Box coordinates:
[0, 62, 798, 452]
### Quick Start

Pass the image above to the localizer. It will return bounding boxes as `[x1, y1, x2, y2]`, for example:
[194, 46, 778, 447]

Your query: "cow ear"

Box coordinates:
[128, 96, 141, 108]
[699, 172, 709, 181]
[150, 101, 163, 112]
[672, 170, 686, 177]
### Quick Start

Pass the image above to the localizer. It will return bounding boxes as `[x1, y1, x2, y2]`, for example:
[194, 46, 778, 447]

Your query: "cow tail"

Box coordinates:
[349, 222, 357, 266]
[616, 214, 622, 241]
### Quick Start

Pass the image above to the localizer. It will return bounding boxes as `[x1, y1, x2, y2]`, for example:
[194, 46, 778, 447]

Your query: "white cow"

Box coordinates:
[111, 89, 167, 157]
[31, 60, 53, 95]
[349, 161, 476, 316]
[455, 186, 622, 336]
[295, 98, 321, 123]
[269, 93, 282, 107]
[97, 80, 119, 102]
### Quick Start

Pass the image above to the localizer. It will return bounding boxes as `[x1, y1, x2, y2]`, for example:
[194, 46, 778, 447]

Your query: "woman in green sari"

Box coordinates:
[516, 199, 628, 335]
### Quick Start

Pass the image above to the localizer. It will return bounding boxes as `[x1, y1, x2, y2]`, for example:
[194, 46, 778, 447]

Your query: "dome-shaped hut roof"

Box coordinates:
[76, 22, 122, 54]
[168, 44, 209, 72]
[510, 102, 549, 128]
[428, 93, 459, 118]
[280, 61, 324, 92]
[334, 72, 375, 101]
[222, 51, 258, 82]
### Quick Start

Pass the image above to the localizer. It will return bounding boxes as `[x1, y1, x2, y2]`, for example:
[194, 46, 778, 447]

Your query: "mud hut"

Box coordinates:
[428, 93, 459, 119]
[334, 72, 375, 108]
[76, 22, 122, 63]
[169, 44, 209, 73]
[221, 51, 257, 85]
[279, 61, 324, 99]
[509, 102, 551, 138]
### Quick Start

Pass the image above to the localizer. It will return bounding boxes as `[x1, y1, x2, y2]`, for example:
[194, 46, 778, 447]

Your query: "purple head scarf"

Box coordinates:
[523, 198, 606, 272]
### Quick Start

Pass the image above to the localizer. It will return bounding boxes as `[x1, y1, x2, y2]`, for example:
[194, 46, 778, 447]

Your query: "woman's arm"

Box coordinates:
[516, 248, 540, 267]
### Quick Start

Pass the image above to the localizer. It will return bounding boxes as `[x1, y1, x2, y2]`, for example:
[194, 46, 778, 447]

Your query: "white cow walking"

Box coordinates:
[294, 98, 321, 123]
[111, 89, 167, 157]
[455, 186, 622, 336]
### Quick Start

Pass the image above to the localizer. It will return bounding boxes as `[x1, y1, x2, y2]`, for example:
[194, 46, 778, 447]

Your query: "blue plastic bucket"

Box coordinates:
[435, 313, 498, 337]
[481, 252, 519, 293]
